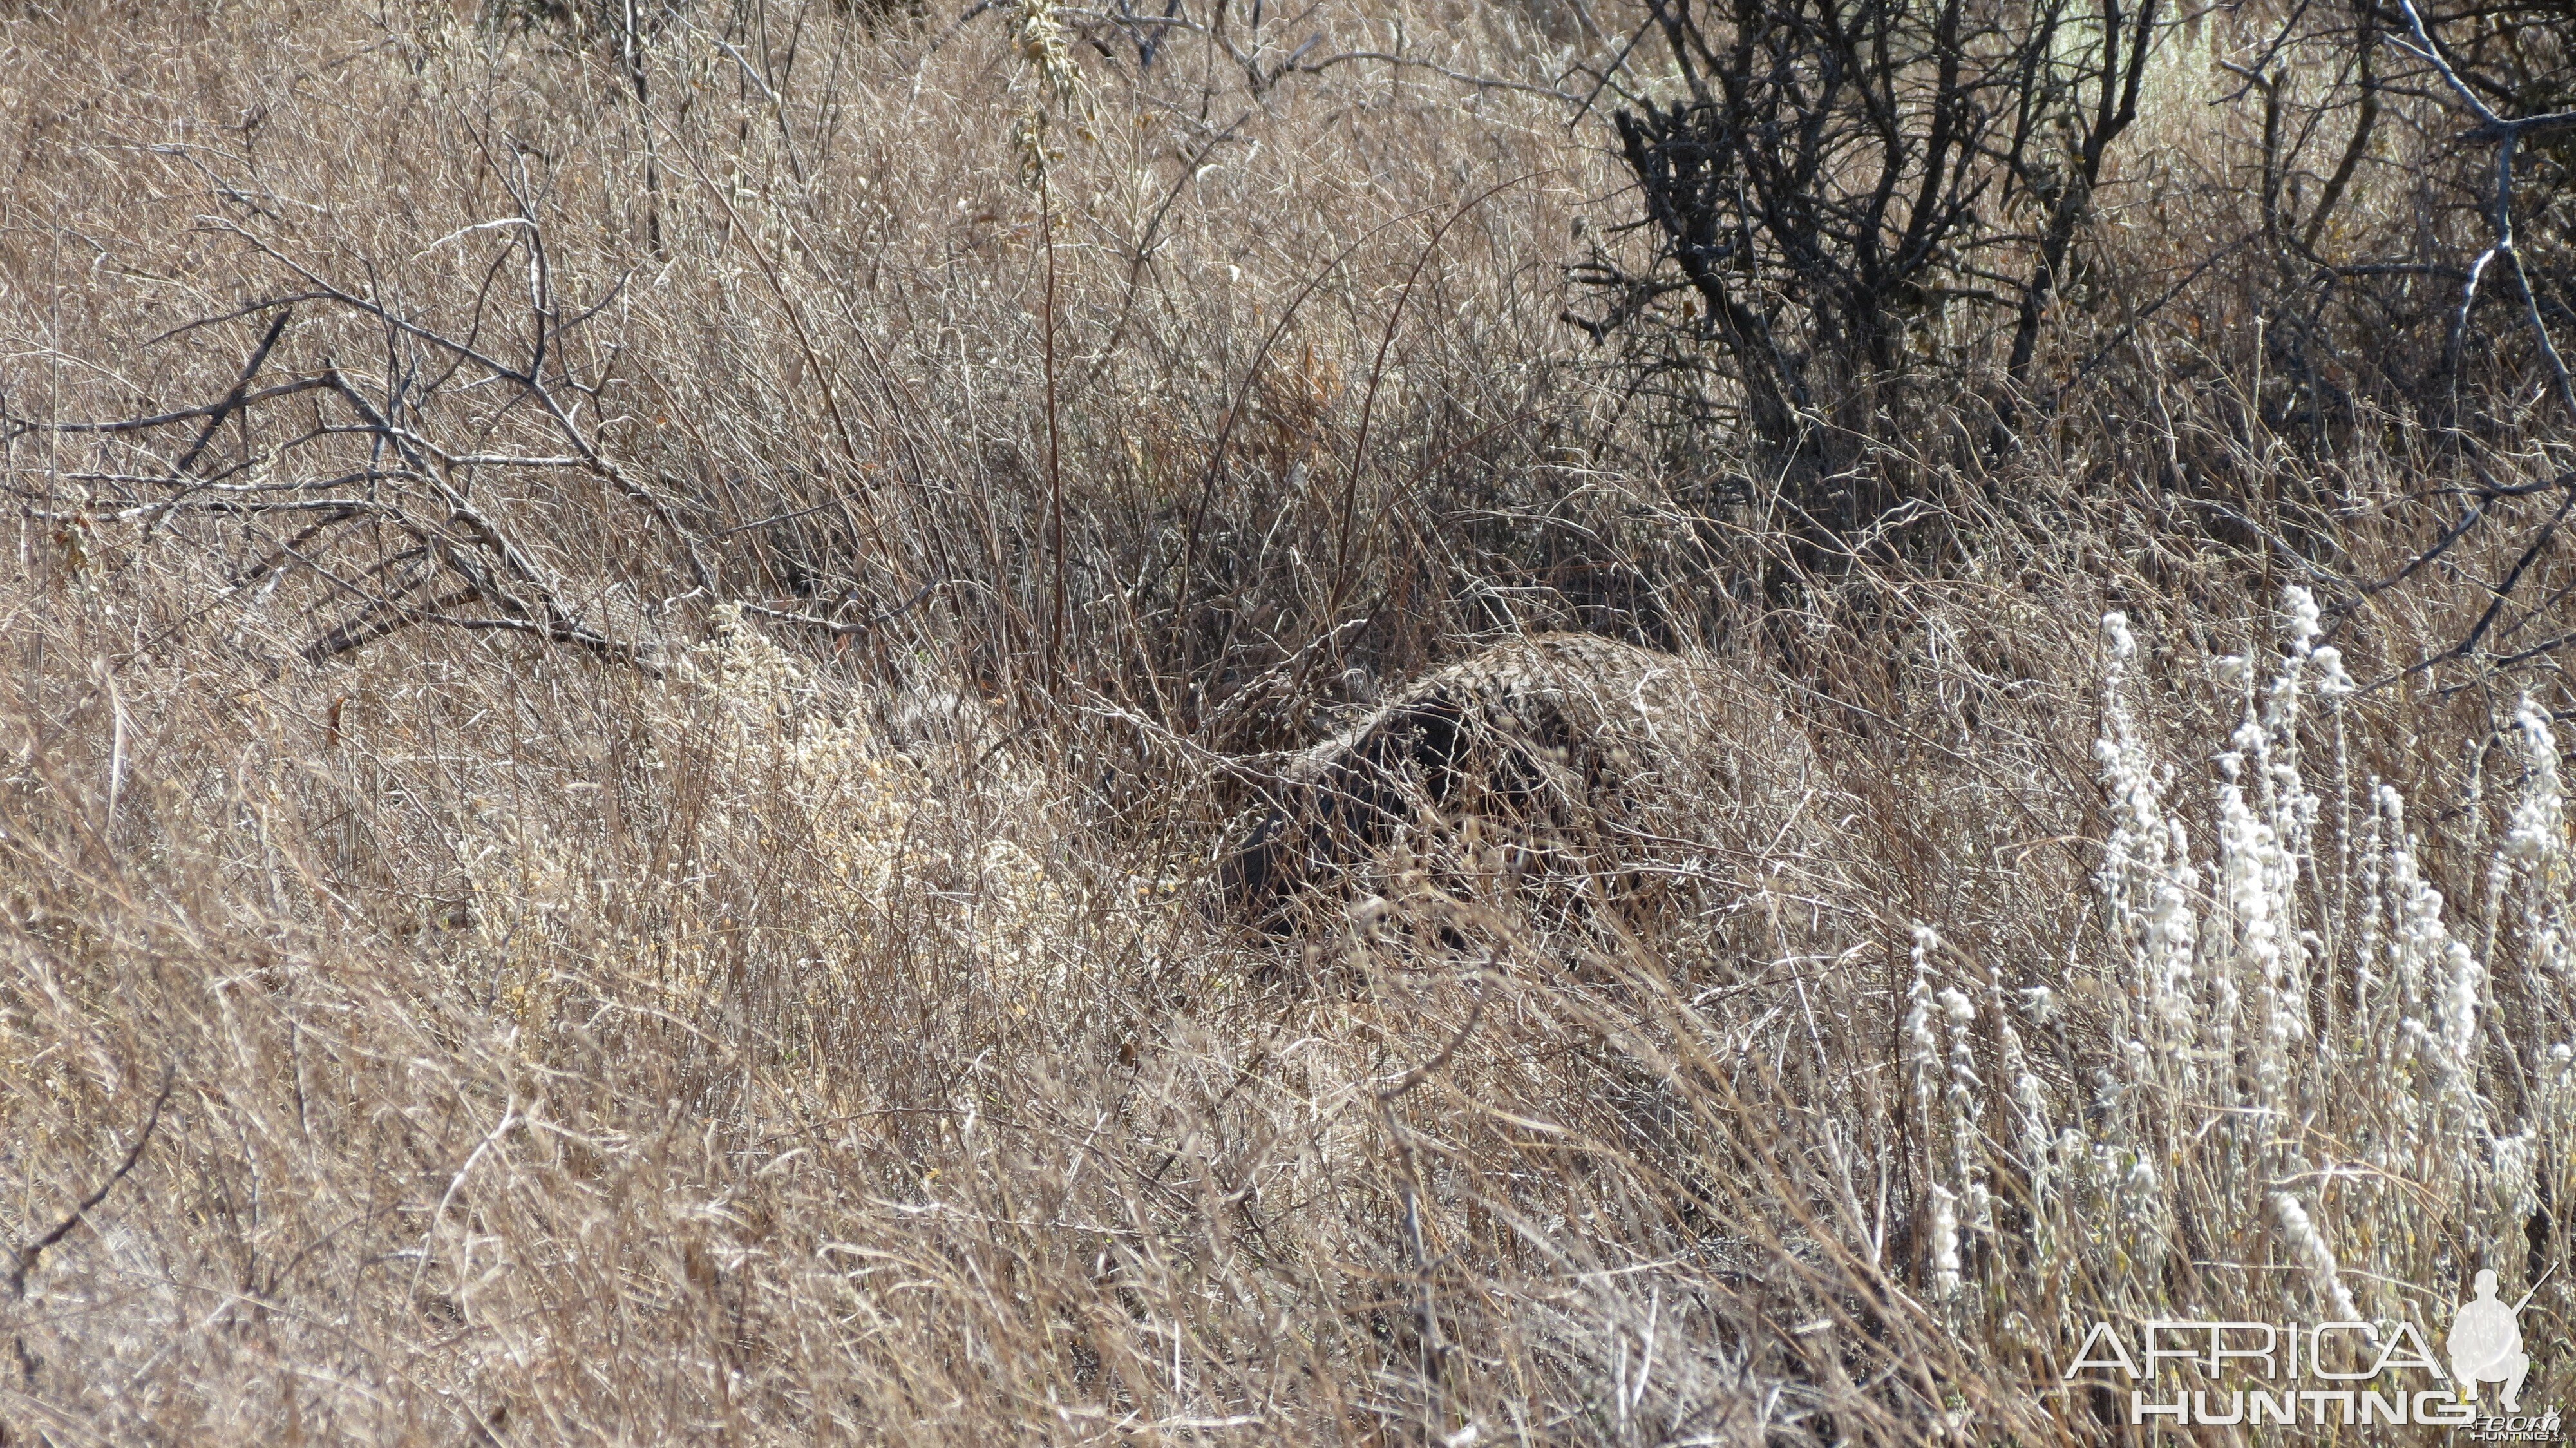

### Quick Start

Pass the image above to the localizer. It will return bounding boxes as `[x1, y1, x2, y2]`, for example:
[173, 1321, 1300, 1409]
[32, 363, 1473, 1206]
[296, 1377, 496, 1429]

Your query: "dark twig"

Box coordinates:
[175, 307, 294, 476]
[1, 377, 332, 439]
[9, 1065, 177, 1302]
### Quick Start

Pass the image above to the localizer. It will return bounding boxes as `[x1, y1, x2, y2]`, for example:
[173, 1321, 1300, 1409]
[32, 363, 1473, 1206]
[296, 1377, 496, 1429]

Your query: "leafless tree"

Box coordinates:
[1567, 0, 2157, 518]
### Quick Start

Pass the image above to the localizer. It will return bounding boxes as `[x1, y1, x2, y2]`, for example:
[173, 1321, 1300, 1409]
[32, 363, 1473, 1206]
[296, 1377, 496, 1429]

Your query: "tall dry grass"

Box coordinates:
[3, 0, 2575, 1443]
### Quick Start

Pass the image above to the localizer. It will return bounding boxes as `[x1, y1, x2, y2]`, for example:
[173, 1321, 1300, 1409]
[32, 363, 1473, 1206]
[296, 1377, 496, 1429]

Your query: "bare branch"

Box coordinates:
[1, 377, 332, 438]
[8, 1066, 177, 1302]
[174, 307, 294, 475]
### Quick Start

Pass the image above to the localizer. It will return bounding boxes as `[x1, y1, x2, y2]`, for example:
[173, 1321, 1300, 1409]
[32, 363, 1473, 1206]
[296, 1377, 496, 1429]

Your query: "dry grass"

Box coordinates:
[3, 0, 2575, 1443]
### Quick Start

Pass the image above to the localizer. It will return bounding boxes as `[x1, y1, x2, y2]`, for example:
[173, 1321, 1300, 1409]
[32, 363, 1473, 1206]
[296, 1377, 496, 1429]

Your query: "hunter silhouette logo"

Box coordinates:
[2452, 1269, 2537, 1412]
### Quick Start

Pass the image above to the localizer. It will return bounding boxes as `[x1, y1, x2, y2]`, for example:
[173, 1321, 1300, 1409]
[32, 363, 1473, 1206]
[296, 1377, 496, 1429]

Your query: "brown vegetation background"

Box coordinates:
[3, 0, 2574, 1441]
